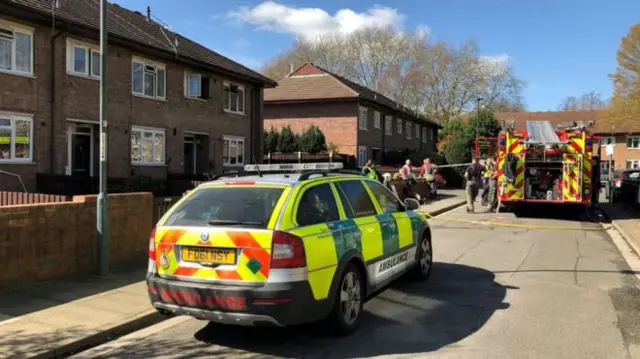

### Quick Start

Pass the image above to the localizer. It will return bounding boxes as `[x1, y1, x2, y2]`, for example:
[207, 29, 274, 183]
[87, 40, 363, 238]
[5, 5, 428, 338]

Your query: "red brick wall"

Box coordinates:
[0, 14, 262, 191]
[264, 101, 359, 156]
[595, 133, 640, 170]
[0, 192, 153, 288]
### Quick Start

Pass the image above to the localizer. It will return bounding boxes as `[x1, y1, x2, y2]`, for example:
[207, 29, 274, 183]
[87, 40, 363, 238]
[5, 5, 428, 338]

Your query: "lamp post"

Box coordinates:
[476, 97, 484, 140]
[97, 0, 109, 277]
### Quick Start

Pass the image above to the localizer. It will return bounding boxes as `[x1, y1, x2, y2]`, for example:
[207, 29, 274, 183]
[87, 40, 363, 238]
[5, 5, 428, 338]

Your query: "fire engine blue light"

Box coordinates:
[585, 140, 592, 145]
[499, 139, 505, 146]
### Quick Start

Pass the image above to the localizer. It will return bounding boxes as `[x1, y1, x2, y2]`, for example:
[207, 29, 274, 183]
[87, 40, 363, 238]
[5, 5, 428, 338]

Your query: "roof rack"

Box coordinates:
[244, 162, 344, 173]
[298, 169, 361, 181]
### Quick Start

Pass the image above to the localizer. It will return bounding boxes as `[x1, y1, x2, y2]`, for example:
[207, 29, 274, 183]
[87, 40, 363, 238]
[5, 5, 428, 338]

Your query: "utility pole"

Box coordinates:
[476, 97, 484, 140]
[97, 0, 109, 277]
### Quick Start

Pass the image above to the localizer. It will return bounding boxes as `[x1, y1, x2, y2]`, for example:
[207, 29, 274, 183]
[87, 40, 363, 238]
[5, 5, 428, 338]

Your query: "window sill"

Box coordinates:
[0, 160, 35, 165]
[185, 96, 208, 102]
[359, 128, 368, 131]
[132, 93, 167, 102]
[223, 163, 245, 167]
[223, 109, 246, 116]
[132, 163, 167, 167]
[0, 69, 35, 79]
[67, 71, 100, 81]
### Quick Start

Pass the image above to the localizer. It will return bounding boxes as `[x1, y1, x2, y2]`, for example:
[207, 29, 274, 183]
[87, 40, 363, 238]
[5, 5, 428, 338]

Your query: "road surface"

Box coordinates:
[75, 205, 640, 359]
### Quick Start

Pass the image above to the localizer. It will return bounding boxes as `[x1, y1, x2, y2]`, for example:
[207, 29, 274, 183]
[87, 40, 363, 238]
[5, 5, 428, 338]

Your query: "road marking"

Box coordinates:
[606, 226, 640, 283]
[69, 315, 192, 358]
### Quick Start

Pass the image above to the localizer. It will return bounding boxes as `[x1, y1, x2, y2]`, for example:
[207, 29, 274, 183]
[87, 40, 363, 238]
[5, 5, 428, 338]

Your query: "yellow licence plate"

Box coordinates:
[181, 247, 237, 265]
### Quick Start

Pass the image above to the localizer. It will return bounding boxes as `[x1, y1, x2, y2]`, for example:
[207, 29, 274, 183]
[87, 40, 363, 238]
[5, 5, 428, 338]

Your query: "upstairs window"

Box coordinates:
[385, 115, 392, 136]
[223, 82, 245, 114]
[627, 136, 640, 149]
[0, 21, 33, 75]
[405, 122, 411, 139]
[422, 127, 428, 143]
[600, 136, 615, 146]
[67, 40, 100, 78]
[185, 72, 210, 100]
[415, 123, 420, 138]
[358, 106, 368, 130]
[373, 111, 381, 129]
[396, 118, 403, 134]
[132, 58, 166, 99]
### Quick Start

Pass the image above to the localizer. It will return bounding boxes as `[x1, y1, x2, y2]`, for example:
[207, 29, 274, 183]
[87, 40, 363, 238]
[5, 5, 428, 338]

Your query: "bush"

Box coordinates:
[265, 125, 328, 154]
[263, 126, 279, 154]
[276, 125, 297, 153]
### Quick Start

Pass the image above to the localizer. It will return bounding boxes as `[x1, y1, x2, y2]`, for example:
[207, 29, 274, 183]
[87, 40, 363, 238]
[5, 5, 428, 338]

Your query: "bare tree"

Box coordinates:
[557, 91, 608, 111]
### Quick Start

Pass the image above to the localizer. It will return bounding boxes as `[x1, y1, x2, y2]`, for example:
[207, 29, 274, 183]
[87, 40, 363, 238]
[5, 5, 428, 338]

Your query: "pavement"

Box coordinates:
[70, 204, 640, 358]
[0, 189, 466, 359]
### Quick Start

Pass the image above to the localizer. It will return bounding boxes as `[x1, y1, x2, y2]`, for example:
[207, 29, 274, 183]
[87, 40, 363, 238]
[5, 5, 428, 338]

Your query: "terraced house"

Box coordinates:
[0, 0, 276, 192]
[264, 63, 440, 167]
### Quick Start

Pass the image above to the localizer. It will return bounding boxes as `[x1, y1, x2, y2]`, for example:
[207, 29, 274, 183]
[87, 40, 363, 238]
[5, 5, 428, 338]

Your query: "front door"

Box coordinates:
[69, 124, 93, 177]
[372, 148, 381, 164]
[184, 135, 196, 175]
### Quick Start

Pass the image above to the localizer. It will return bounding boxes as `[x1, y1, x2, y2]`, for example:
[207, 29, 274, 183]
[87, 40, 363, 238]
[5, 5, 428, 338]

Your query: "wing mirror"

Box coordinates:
[404, 198, 420, 211]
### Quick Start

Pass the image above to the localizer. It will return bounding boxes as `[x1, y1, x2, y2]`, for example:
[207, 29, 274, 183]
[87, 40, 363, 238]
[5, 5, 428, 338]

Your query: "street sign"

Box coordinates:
[606, 144, 614, 156]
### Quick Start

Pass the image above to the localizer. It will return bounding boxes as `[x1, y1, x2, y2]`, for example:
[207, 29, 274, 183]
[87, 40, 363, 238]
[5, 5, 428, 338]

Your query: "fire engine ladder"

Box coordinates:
[525, 120, 563, 145]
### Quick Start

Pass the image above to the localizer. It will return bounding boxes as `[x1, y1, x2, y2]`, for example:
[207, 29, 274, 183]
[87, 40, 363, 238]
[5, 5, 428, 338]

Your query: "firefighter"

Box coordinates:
[464, 156, 486, 213]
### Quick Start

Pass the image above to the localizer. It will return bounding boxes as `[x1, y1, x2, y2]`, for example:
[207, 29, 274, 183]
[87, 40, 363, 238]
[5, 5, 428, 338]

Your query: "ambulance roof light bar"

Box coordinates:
[244, 162, 344, 172]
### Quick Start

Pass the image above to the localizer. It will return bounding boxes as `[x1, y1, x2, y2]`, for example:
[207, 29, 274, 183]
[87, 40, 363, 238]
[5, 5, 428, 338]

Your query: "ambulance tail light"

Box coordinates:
[271, 231, 306, 268]
[148, 227, 157, 274]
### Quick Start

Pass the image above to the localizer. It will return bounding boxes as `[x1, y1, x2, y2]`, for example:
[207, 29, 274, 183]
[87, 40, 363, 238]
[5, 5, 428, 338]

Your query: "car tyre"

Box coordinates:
[325, 263, 364, 336]
[411, 233, 433, 281]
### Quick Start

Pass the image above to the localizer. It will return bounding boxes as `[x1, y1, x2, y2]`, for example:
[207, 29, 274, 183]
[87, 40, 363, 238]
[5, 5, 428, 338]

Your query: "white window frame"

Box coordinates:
[185, 71, 202, 99]
[131, 57, 166, 100]
[358, 106, 368, 130]
[385, 115, 392, 136]
[415, 123, 420, 138]
[0, 19, 34, 77]
[405, 122, 412, 139]
[0, 112, 34, 163]
[66, 39, 100, 79]
[627, 160, 640, 169]
[396, 118, 403, 134]
[422, 127, 428, 143]
[131, 126, 166, 165]
[599, 136, 615, 147]
[373, 111, 381, 129]
[222, 135, 245, 166]
[223, 81, 246, 115]
[358, 145, 368, 167]
[627, 135, 640, 149]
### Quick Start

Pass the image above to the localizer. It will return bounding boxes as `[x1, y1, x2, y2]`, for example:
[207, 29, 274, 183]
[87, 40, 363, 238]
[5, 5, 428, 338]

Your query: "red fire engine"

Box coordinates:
[475, 120, 601, 209]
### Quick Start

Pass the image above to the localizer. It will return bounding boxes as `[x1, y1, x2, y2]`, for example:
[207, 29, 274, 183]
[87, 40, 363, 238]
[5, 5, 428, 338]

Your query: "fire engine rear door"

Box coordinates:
[562, 154, 583, 202]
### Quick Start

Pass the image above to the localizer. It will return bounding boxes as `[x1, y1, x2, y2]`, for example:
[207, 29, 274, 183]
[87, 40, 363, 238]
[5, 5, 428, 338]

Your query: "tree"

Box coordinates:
[557, 91, 608, 111]
[606, 22, 640, 121]
[261, 27, 526, 125]
[298, 125, 326, 153]
[440, 109, 500, 165]
[263, 126, 280, 154]
[276, 125, 296, 153]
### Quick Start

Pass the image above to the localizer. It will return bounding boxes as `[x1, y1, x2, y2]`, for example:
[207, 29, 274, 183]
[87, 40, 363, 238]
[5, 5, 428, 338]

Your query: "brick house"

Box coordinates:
[496, 110, 640, 174]
[263, 63, 440, 167]
[0, 0, 276, 192]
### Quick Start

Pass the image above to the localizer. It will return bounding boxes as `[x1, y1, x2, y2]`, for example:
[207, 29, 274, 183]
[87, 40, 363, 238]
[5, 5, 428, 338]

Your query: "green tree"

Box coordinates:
[441, 109, 500, 165]
[298, 125, 327, 153]
[263, 126, 279, 154]
[276, 125, 297, 153]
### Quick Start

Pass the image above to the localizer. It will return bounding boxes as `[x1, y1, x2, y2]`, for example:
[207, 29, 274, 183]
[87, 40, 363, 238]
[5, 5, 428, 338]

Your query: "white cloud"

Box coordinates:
[479, 54, 510, 75]
[227, 1, 405, 40]
[233, 38, 250, 49]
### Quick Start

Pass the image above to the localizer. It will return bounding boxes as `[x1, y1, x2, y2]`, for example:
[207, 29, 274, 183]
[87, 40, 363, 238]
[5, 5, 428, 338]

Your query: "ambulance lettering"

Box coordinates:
[378, 251, 410, 274]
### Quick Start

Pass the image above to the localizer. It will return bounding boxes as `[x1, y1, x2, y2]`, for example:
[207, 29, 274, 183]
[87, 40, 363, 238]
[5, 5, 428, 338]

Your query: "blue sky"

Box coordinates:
[113, 0, 639, 111]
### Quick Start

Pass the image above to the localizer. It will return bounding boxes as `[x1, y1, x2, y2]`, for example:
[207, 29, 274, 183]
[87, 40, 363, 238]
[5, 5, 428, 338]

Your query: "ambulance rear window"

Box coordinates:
[162, 186, 285, 228]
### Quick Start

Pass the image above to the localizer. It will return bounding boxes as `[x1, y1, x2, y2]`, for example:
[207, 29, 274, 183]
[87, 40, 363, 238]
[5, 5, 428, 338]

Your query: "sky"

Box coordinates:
[112, 0, 639, 112]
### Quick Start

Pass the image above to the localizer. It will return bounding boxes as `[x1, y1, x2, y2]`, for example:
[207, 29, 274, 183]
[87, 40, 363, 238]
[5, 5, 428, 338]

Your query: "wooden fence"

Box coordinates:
[153, 196, 181, 223]
[0, 191, 70, 206]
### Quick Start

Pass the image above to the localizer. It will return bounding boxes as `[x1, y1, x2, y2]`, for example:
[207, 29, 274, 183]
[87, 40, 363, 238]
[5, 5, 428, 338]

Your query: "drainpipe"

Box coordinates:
[50, 29, 63, 175]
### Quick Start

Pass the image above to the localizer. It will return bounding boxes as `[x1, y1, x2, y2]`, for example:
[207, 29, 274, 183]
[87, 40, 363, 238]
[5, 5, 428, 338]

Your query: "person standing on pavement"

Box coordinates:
[481, 157, 496, 205]
[464, 156, 486, 213]
[399, 159, 417, 200]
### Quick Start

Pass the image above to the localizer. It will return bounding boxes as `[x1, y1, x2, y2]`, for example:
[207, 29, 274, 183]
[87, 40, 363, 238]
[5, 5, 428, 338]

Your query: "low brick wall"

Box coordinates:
[0, 192, 153, 288]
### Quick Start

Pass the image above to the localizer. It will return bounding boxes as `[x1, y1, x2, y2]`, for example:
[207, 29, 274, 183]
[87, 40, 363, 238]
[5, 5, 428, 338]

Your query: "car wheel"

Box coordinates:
[411, 233, 433, 281]
[325, 264, 364, 336]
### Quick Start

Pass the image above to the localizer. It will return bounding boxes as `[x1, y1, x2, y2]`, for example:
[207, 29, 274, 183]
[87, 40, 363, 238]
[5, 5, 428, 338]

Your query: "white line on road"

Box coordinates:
[606, 226, 640, 283]
[69, 315, 192, 358]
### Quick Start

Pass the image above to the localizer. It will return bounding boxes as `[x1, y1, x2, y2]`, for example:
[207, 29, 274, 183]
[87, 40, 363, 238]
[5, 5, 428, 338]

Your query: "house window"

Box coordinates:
[428, 128, 434, 141]
[223, 82, 245, 114]
[131, 127, 165, 165]
[600, 136, 615, 146]
[222, 136, 245, 166]
[627, 136, 640, 149]
[358, 146, 368, 167]
[627, 160, 640, 169]
[422, 127, 428, 143]
[0, 21, 33, 75]
[358, 106, 368, 130]
[373, 111, 381, 129]
[132, 58, 166, 99]
[67, 40, 100, 78]
[396, 118, 402, 134]
[185, 72, 211, 99]
[405, 122, 411, 139]
[385, 115, 392, 136]
[0, 113, 32, 162]
[415, 123, 420, 138]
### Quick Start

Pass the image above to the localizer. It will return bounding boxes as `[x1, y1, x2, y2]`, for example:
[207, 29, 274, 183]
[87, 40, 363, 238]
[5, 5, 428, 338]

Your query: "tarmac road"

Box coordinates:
[74, 205, 640, 359]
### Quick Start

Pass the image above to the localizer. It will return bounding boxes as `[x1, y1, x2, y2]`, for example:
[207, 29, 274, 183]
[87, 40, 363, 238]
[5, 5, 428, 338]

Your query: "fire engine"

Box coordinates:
[475, 120, 601, 209]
